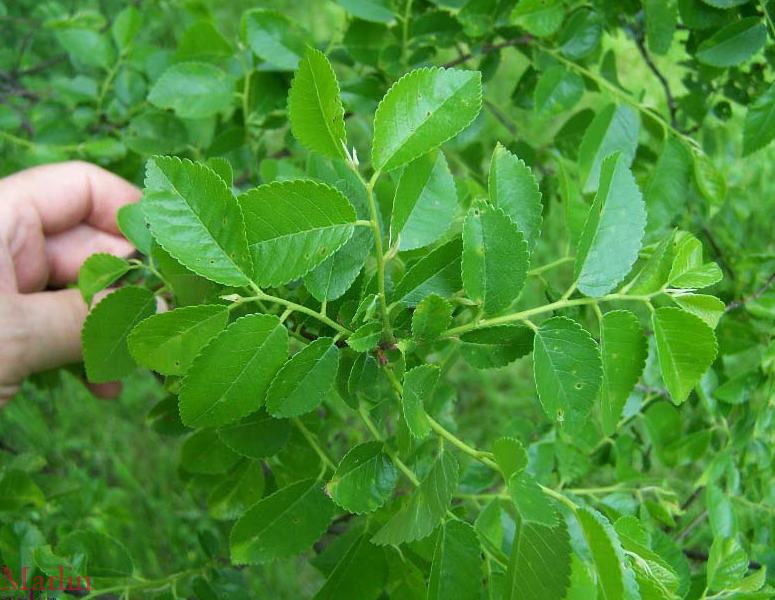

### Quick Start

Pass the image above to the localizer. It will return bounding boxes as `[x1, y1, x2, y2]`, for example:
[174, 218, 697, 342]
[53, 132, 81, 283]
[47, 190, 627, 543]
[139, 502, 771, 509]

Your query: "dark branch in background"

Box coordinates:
[443, 35, 532, 68]
[631, 28, 679, 130]
[15, 55, 67, 77]
[684, 548, 762, 571]
[702, 227, 737, 281]
[484, 99, 516, 135]
[726, 270, 775, 312]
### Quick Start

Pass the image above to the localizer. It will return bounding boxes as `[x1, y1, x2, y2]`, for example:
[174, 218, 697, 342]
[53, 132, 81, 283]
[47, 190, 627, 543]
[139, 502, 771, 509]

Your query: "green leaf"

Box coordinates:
[241, 9, 306, 71]
[117, 203, 153, 255]
[347, 322, 383, 352]
[265, 338, 339, 418]
[175, 21, 233, 61]
[288, 47, 347, 160]
[492, 436, 528, 480]
[208, 462, 266, 521]
[533, 316, 602, 431]
[125, 111, 188, 157]
[217, 409, 291, 459]
[644, 137, 692, 233]
[143, 157, 252, 287]
[614, 517, 682, 600]
[392, 238, 463, 307]
[488, 143, 543, 250]
[111, 6, 142, 50]
[402, 364, 439, 439]
[559, 9, 603, 59]
[206, 157, 233, 187]
[181, 429, 241, 474]
[372, 67, 482, 171]
[0, 470, 45, 511]
[315, 535, 388, 600]
[336, 0, 394, 23]
[574, 152, 647, 297]
[56, 28, 114, 70]
[578, 104, 640, 193]
[670, 293, 725, 328]
[179, 314, 289, 428]
[565, 555, 598, 600]
[152, 243, 222, 307]
[371, 451, 459, 545]
[504, 520, 572, 600]
[78, 253, 131, 303]
[462, 204, 529, 315]
[412, 294, 453, 343]
[508, 472, 557, 526]
[692, 151, 727, 207]
[600, 310, 648, 435]
[390, 150, 456, 251]
[576, 507, 640, 600]
[696, 17, 766, 67]
[427, 519, 482, 600]
[510, 0, 564, 37]
[644, 0, 678, 55]
[743, 83, 775, 156]
[127, 305, 228, 376]
[238, 180, 356, 287]
[628, 233, 675, 295]
[652, 307, 718, 404]
[700, 0, 751, 6]
[148, 63, 234, 119]
[230, 479, 337, 564]
[305, 226, 373, 301]
[59, 530, 133, 579]
[707, 537, 749, 591]
[82, 287, 156, 383]
[668, 233, 723, 289]
[534, 66, 584, 117]
[459, 325, 534, 369]
[326, 441, 397, 514]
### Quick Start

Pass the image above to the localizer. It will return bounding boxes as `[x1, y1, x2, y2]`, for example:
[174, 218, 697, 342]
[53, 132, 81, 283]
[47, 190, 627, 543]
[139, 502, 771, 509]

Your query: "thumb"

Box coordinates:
[11, 288, 88, 378]
[0, 289, 125, 404]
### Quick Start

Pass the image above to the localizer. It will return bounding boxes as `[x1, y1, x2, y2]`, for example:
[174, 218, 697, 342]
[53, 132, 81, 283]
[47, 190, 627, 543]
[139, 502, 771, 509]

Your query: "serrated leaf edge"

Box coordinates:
[372, 66, 483, 172]
[287, 46, 347, 160]
[144, 155, 252, 286]
[178, 313, 287, 427]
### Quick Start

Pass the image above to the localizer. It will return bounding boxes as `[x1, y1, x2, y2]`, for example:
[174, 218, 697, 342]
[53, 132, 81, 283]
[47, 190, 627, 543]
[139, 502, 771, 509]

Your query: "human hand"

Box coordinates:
[0, 161, 139, 403]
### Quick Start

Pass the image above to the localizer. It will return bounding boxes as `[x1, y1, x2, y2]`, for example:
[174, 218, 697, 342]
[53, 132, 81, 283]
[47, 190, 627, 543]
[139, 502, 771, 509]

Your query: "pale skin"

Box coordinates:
[0, 161, 139, 403]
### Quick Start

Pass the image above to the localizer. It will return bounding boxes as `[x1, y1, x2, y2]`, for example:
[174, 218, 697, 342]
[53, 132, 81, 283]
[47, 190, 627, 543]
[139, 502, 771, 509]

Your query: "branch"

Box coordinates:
[726, 271, 775, 312]
[484, 99, 516, 135]
[17, 55, 67, 77]
[683, 548, 762, 570]
[631, 29, 679, 129]
[443, 35, 532, 68]
[702, 226, 737, 281]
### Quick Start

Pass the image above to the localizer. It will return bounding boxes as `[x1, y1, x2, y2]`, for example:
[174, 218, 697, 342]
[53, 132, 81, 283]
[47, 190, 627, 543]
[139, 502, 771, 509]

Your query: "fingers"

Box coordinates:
[0, 161, 140, 292]
[88, 381, 123, 399]
[0, 160, 141, 236]
[0, 289, 124, 403]
[45, 224, 135, 286]
[10, 289, 88, 377]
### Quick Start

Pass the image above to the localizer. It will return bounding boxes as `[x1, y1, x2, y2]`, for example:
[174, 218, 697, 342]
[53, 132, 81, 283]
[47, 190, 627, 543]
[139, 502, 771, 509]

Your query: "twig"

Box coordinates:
[726, 271, 775, 312]
[484, 99, 516, 135]
[683, 549, 762, 570]
[631, 28, 678, 129]
[702, 226, 736, 281]
[17, 55, 67, 77]
[443, 36, 532, 68]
